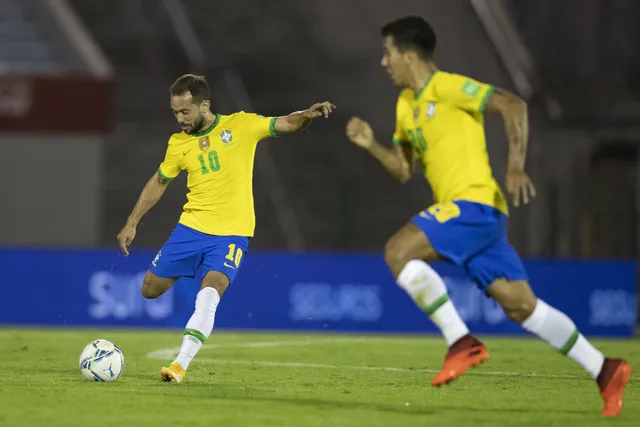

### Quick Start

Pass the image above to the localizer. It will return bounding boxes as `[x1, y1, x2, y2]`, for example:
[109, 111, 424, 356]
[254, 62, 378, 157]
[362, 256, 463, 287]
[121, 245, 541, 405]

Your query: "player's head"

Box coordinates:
[380, 16, 436, 86]
[170, 74, 211, 134]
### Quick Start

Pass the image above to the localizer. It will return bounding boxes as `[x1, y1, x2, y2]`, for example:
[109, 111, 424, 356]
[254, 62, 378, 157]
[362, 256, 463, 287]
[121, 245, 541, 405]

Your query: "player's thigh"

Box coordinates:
[384, 222, 441, 278]
[197, 236, 250, 296]
[141, 270, 178, 299]
[392, 201, 499, 277]
[146, 225, 204, 296]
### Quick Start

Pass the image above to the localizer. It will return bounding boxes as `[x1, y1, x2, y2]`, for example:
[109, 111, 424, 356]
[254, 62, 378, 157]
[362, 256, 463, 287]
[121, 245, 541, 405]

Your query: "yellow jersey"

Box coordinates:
[393, 71, 509, 215]
[158, 112, 278, 236]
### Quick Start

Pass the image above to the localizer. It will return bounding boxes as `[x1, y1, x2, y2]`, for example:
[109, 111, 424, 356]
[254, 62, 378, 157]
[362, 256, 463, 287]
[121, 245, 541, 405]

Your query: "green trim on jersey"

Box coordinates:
[192, 114, 221, 137]
[157, 167, 175, 182]
[392, 137, 411, 146]
[478, 86, 495, 114]
[415, 70, 438, 100]
[269, 117, 280, 137]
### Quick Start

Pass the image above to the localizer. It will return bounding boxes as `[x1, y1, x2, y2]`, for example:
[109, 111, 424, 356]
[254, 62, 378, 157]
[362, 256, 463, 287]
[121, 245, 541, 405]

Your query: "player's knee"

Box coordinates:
[503, 299, 536, 324]
[489, 279, 537, 323]
[201, 271, 230, 297]
[141, 280, 160, 299]
[141, 272, 171, 299]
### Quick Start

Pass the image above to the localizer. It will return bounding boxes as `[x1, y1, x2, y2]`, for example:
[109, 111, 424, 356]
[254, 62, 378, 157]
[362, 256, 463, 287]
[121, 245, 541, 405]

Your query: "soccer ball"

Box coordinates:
[79, 339, 125, 382]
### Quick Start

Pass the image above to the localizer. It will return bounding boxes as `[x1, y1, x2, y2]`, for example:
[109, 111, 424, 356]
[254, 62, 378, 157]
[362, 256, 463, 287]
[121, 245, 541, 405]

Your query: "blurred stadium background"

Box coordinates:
[1, 1, 639, 425]
[0, 0, 638, 349]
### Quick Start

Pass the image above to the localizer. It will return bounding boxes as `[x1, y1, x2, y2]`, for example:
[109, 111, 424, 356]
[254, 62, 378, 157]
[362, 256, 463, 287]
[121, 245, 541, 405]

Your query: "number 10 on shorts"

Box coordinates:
[225, 244, 243, 268]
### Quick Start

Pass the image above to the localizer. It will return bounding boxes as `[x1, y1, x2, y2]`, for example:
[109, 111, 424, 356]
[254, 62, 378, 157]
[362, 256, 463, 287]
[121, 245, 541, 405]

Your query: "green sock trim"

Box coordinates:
[424, 294, 449, 316]
[559, 329, 579, 355]
[184, 328, 207, 344]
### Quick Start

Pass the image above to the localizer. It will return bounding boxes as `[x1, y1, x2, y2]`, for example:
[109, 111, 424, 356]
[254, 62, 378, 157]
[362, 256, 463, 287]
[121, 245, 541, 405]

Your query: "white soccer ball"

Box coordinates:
[79, 339, 125, 382]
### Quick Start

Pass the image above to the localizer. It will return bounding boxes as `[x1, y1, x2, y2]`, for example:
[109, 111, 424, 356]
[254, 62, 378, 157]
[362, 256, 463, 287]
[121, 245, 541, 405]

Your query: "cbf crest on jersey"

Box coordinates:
[426, 102, 436, 119]
[221, 130, 233, 144]
[199, 136, 210, 151]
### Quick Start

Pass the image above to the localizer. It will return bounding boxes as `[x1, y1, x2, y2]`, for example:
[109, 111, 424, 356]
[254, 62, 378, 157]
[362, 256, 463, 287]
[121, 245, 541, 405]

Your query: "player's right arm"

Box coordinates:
[346, 95, 414, 183]
[117, 140, 180, 256]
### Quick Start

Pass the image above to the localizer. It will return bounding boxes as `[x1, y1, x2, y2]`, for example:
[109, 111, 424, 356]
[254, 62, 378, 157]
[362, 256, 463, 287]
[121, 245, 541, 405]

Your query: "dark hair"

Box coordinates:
[381, 16, 436, 59]
[170, 74, 209, 104]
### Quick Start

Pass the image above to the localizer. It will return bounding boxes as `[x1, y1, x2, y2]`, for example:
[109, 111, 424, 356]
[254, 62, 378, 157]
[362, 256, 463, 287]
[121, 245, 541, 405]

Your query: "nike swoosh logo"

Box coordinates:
[183, 149, 193, 156]
[223, 262, 236, 269]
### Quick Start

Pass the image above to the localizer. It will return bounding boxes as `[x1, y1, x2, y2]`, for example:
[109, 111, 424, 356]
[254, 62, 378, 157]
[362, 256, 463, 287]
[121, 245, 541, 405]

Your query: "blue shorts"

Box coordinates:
[412, 200, 528, 292]
[149, 224, 249, 284]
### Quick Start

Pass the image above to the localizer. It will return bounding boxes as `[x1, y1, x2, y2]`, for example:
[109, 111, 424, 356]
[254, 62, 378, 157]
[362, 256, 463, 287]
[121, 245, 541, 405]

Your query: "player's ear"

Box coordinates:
[199, 100, 211, 113]
[405, 50, 419, 64]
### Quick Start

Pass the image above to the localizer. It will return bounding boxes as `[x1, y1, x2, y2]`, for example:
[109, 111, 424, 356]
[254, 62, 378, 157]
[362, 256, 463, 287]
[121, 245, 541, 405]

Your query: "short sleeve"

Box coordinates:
[243, 113, 280, 141]
[392, 92, 412, 146]
[434, 73, 495, 114]
[157, 138, 181, 181]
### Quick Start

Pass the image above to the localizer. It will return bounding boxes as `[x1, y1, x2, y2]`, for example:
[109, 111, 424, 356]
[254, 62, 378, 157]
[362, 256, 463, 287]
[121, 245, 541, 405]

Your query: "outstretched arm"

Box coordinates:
[117, 171, 170, 256]
[274, 102, 336, 133]
[346, 117, 414, 183]
[486, 88, 536, 206]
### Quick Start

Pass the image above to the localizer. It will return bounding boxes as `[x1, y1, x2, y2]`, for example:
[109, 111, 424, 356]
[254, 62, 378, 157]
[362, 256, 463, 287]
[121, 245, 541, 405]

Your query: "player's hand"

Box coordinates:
[506, 169, 536, 207]
[302, 102, 336, 119]
[346, 117, 374, 149]
[117, 224, 136, 257]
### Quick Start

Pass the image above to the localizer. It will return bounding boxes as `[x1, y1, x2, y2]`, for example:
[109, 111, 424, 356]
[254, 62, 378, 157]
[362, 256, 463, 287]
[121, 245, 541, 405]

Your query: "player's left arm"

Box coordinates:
[486, 88, 536, 207]
[273, 102, 336, 134]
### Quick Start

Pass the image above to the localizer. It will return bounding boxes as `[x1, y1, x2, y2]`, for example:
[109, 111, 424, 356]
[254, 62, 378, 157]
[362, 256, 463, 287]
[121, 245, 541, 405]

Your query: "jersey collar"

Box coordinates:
[192, 114, 220, 137]
[414, 70, 438, 100]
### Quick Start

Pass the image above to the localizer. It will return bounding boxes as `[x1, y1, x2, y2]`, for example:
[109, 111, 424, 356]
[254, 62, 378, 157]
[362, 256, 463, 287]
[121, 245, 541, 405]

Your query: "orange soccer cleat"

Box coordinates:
[597, 358, 632, 417]
[431, 334, 489, 387]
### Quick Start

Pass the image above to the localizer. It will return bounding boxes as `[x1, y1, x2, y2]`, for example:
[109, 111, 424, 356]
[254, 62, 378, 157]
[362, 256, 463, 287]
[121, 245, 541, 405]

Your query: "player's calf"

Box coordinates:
[488, 279, 632, 416]
[486, 279, 537, 323]
[384, 223, 487, 386]
[163, 271, 229, 382]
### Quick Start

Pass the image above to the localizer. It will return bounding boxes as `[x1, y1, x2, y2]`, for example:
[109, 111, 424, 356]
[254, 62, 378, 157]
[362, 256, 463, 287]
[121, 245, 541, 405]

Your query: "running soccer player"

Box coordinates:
[117, 74, 334, 383]
[345, 17, 630, 417]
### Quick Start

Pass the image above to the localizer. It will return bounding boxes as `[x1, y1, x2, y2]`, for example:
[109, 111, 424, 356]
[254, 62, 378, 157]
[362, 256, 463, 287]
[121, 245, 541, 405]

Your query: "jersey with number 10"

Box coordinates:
[393, 71, 509, 215]
[158, 112, 278, 237]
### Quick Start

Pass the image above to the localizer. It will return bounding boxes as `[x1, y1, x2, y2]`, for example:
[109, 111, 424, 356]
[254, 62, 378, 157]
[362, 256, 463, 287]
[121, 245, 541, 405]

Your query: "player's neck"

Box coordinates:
[408, 61, 437, 95]
[201, 112, 216, 130]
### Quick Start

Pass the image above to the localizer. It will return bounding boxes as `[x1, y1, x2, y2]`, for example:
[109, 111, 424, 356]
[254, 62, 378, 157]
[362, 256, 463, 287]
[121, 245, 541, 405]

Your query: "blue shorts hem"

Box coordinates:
[411, 200, 528, 292]
[149, 226, 249, 285]
[473, 272, 530, 294]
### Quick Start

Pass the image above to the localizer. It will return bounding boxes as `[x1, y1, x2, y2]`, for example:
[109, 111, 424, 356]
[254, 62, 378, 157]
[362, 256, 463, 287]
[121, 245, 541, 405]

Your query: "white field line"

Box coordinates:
[146, 337, 377, 360]
[192, 358, 587, 380]
[146, 337, 588, 380]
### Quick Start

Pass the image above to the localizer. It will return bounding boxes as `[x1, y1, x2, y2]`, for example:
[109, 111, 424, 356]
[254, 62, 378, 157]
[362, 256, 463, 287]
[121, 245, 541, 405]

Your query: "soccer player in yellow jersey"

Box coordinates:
[116, 74, 335, 383]
[346, 17, 630, 416]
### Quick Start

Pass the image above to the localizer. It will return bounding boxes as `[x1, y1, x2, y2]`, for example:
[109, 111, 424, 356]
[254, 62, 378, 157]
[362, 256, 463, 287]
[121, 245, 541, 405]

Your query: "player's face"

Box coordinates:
[381, 36, 410, 87]
[170, 93, 208, 134]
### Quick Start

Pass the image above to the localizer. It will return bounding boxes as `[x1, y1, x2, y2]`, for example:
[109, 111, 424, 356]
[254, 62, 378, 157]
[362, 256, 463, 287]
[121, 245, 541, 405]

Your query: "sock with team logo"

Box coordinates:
[397, 259, 470, 346]
[174, 287, 220, 370]
[522, 298, 605, 379]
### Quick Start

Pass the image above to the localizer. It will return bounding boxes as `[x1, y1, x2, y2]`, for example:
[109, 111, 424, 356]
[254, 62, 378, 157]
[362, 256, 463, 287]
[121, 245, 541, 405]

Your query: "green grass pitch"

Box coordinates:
[0, 328, 637, 426]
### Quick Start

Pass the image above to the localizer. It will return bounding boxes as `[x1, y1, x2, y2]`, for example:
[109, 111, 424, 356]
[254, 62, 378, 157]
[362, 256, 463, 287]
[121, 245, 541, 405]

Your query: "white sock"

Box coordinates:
[174, 287, 220, 370]
[522, 299, 605, 379]
[397, 260, 469, 346]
